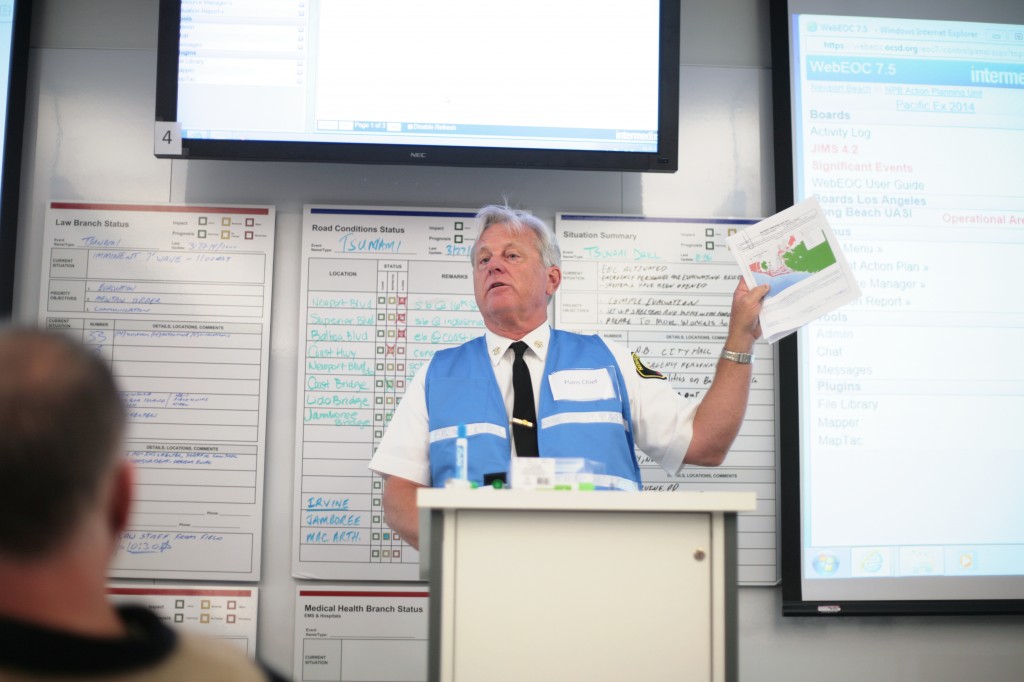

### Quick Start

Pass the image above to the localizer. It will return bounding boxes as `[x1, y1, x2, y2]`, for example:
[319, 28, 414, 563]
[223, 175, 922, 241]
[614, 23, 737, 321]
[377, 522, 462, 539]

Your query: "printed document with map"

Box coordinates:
[726, 197, 861, 343]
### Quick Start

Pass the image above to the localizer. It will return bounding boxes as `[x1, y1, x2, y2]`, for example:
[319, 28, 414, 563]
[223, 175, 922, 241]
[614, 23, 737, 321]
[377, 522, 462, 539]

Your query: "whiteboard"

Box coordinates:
[108, 584, 259, 656]
[294, 585, 428, 682]
[38, 201, 275, 581]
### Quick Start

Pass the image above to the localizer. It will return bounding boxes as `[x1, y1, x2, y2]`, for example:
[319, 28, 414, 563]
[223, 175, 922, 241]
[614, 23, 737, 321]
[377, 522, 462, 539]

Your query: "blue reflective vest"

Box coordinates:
[424, 330, 641, 489]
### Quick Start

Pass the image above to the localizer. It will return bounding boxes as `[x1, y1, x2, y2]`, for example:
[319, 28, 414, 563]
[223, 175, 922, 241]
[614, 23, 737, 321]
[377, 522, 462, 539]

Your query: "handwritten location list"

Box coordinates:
[298, 257, 482, 571]
[295, 207, 480, 580]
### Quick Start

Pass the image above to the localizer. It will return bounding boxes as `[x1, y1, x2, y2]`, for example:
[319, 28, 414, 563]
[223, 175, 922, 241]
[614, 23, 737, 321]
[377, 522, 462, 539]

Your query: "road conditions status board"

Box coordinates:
[39, 201, 275, 581]
[294, 205, 480, 580]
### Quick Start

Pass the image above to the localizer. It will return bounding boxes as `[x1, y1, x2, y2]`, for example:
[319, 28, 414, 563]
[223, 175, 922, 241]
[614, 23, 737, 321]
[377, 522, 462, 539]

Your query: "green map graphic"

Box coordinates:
[781, 236, 836, 273]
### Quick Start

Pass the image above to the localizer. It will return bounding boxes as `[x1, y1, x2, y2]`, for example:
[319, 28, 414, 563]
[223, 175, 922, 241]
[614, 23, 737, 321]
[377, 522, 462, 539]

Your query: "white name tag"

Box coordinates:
[548, 369, 616, 402]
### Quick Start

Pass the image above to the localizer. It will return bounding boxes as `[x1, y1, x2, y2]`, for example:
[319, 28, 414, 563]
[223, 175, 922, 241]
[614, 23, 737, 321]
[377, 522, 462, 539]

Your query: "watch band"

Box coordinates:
[720, 348, 754, 364]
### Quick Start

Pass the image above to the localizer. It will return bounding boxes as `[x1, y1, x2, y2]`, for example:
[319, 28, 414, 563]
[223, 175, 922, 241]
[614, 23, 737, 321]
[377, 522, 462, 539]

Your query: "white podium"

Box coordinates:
[418, 489, 755, 682]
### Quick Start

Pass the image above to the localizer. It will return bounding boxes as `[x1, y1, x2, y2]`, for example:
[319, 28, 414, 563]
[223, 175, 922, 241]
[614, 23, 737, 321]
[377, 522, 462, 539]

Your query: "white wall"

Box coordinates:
[13, 1, 1024, 679]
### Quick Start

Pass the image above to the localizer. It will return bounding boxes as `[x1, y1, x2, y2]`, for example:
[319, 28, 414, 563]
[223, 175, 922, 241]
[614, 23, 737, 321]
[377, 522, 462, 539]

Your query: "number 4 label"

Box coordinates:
[154, 121, 182, 156]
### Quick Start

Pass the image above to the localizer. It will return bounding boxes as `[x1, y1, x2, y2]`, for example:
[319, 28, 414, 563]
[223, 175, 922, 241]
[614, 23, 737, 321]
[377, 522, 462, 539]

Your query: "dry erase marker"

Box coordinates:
[454, 423, 469, 481]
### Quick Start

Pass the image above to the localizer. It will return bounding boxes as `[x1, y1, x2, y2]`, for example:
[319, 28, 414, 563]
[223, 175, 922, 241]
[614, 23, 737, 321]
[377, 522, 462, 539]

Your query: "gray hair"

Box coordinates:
[472, 204, 561, 268]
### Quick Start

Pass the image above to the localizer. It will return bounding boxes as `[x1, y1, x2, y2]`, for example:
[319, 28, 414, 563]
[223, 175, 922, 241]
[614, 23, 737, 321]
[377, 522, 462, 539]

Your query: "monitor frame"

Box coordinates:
[0, 0, 32, 318]
[154, 0, 681, 173]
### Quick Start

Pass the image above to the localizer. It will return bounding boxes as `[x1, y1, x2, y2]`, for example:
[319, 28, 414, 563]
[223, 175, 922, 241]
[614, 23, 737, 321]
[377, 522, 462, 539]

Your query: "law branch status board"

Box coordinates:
[39, 202, 275, 582]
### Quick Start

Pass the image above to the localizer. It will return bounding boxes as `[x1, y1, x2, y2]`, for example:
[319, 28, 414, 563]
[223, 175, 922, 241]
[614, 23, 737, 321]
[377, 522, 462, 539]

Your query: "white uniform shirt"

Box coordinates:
[367, 324, 697, 486]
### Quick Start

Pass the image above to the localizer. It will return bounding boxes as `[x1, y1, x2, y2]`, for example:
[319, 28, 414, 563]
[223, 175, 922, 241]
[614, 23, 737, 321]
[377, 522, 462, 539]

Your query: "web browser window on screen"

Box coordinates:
[793, 13, 1024, 600]
[173, 0, 662, 153]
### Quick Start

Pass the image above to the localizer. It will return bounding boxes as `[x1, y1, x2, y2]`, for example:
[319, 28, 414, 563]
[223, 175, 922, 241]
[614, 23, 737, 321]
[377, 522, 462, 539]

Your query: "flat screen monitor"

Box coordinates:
[155, 0, 680, 172]
[772, 0, 1024, 615]
[0, 0, 30, 317]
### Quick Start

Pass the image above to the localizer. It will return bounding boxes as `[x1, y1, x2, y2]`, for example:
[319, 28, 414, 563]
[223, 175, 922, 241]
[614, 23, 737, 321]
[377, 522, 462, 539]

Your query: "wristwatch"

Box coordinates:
[720, 348, 754, 364]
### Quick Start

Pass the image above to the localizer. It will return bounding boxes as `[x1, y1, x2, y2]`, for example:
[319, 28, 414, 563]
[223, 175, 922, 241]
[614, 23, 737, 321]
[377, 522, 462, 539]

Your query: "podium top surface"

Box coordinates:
[417, 489, 757, 513]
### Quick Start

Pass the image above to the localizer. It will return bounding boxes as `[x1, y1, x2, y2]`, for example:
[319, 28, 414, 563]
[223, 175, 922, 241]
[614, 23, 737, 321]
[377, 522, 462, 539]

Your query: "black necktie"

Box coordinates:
[510, 341, 539, 457]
